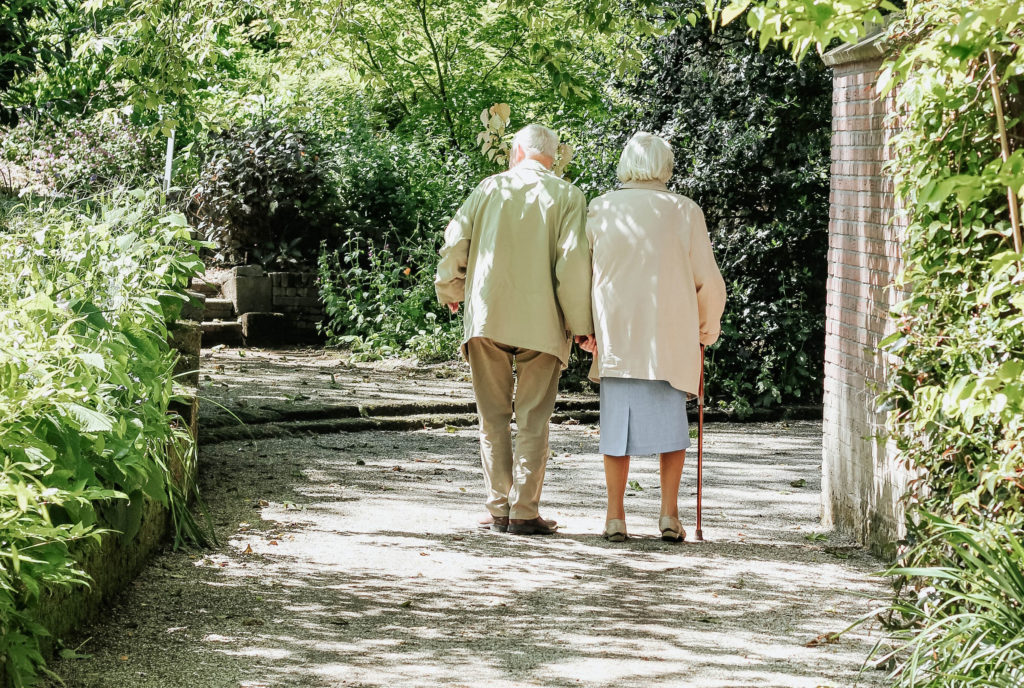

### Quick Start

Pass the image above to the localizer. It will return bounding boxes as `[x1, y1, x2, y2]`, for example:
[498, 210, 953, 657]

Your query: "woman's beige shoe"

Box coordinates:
[603, 519, 628, 542]
[659, 515, 685, 543]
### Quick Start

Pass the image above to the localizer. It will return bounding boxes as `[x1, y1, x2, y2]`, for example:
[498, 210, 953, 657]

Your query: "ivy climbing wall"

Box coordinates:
[821, 38, 908, 554]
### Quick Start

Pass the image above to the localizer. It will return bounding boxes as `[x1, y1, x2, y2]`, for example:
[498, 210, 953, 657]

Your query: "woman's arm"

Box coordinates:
[690, 206, 727, 346]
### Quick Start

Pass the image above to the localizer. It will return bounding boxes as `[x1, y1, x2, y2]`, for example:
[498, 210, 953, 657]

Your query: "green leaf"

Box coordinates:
[62, 404, 114, 433]
[76, 352, 108, 372]
[720, 0, 751, 26]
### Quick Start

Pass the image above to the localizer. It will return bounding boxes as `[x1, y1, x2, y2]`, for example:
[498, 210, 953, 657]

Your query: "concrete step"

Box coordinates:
[190, 277, 222, 298]
[201, 320, 243, 347]
[204, 298, 235, 321]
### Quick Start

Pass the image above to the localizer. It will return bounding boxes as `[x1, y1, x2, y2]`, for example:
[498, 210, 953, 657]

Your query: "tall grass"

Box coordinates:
[876, 515, 1024, 688]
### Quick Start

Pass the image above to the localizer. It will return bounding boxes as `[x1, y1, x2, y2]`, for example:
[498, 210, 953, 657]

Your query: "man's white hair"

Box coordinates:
[511, 123, 559, 161]
[617, 132, 674, 184]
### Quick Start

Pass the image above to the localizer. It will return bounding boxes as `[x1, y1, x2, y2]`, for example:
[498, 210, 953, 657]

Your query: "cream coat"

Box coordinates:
[586, 181, 726, 397]
[435, 159, 594, 364]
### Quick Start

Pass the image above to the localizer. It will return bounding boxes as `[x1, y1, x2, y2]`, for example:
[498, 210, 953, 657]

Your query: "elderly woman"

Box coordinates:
[584, 132, 726, 542]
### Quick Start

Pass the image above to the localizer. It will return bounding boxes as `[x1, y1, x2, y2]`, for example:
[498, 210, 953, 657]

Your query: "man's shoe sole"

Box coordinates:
[491, 523, 509, 533]
[508, 524, 557, 535]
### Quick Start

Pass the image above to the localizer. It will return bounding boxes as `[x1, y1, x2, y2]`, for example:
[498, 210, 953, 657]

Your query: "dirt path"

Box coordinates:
[49, 404, 891, 687]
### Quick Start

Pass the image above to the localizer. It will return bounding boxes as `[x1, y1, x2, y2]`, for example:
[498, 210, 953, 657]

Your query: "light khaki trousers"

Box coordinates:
[466, 337, 562, 520]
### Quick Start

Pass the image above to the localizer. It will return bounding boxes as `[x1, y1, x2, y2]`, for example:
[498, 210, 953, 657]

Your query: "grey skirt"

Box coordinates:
[599, 377, 691, 456]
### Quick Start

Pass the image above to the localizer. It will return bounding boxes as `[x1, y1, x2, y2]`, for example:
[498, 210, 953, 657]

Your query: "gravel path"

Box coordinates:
[49, 418, 891, 688]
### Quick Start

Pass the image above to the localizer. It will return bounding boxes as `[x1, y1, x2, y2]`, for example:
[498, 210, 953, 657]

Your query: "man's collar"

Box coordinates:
[620, 180, 669, 191]
[514, 158, 551, 173]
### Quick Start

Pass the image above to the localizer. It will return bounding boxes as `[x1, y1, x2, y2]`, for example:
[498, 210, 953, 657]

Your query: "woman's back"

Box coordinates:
[587, 182, 725, 397]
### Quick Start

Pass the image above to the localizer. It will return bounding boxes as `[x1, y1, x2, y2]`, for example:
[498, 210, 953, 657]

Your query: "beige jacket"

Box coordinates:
[435, 159, 594, 364]
[586, 181, 726, 397]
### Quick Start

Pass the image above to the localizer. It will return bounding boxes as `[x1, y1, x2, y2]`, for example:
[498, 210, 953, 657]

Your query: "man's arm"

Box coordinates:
[554, 188, 595, 337]
[435, 189, 477, 306]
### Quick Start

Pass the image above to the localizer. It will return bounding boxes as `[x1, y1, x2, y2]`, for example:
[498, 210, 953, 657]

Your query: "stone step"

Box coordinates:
[201, 320, 243, 347]
[190, 277, 222, 298]
[180, 290, 207, 322]
[204, 298, 235, 321]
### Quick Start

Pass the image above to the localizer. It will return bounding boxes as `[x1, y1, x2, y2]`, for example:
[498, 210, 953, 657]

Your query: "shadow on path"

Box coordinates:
[48, 421, 890, 688]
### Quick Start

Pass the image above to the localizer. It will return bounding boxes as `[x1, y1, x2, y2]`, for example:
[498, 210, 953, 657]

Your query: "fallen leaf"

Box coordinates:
[243, 544, 253, 555]
[269, 540, 278, 546]
[790, 478, 807, 488]
[119, 655, 129, 661]
[399, 600, 412, 608]
[805, 632, 841, 647]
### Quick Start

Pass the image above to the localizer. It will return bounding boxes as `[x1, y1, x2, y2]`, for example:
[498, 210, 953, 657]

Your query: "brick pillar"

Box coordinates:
[822, 38, 908, 554]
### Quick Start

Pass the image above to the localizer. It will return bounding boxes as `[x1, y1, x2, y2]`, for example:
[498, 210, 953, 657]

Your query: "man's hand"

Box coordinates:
[574, 334, 597, 354]
[448, 302, 460, 314]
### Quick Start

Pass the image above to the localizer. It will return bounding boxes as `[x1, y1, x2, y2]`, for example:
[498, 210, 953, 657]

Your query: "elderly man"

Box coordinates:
[435, 124, 595, 535]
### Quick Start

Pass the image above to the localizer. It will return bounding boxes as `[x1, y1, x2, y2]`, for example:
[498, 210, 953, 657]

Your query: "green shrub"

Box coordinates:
[0, 115, 164, 196]
[317, 228, 462, 363]
[865, 6, 1024, 683]
[188, 118, 341, 266]
[0, 188, 205, 684]
[295, 88, 477, 245]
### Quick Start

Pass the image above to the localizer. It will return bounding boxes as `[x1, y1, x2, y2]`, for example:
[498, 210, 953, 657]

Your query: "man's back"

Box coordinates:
[435, 158, 593, 363]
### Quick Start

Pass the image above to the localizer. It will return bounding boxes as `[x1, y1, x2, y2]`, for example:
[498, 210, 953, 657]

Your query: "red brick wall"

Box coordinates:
[822, 57, 907, 552]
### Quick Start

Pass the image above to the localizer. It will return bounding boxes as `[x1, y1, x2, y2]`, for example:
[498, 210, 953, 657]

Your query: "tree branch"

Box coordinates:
[414, 0, 460, 150]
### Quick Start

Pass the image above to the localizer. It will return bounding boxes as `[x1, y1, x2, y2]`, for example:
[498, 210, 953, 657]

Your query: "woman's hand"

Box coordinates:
[574, 334, 597, 354]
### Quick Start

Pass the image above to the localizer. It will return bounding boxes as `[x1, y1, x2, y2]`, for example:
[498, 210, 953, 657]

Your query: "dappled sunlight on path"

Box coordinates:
[49, 421, 889, 688]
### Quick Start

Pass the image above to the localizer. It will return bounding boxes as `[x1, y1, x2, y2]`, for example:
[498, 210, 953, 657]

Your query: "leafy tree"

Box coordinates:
[0, 0, 55, 124]
[319, 0, 673, 150]
[10, 0, 285, 134]
[630, 1, 832, 409]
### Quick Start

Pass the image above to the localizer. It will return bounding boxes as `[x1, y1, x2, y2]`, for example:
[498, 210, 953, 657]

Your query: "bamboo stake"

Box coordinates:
[986, 49, 1023, 255]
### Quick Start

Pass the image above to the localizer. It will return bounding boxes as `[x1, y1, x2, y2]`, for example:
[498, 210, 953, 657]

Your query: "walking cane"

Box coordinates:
[695, 344, 705, 542]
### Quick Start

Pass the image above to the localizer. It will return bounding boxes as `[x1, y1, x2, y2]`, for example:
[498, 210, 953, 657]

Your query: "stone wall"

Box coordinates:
[269, 271, 324, 335]
[25, 320, 202, 661]
[822, 36, 909, 555]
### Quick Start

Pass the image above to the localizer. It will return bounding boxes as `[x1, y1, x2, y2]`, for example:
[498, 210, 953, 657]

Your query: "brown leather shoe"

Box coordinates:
[508, 517, 558, 535]
[478, 514, 509, 532]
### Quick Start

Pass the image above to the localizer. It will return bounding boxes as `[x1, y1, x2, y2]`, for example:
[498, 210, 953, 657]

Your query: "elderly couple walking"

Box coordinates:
[435, 124, 726, 541]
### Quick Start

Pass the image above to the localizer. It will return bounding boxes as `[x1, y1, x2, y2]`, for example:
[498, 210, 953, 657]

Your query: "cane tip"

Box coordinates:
[694, 530, 704, 542]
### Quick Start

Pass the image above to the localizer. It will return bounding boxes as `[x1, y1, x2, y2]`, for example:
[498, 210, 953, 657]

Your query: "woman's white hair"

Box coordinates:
[511, 123, 559, 160]
[617, 132, 674, 184]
